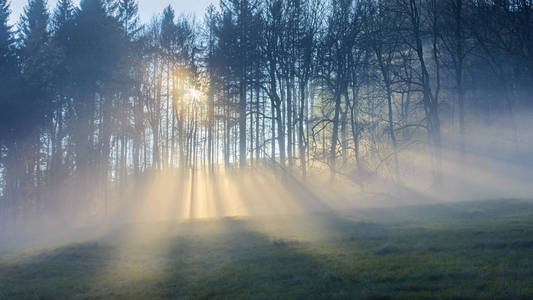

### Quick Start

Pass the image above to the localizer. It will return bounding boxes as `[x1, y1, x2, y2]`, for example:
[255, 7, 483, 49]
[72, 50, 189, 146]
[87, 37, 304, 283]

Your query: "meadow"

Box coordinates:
[1, 199, 533, 299]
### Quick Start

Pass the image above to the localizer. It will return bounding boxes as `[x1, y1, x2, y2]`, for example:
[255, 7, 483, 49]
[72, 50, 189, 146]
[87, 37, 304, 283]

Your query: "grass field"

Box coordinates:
[1, 199, 533, 299]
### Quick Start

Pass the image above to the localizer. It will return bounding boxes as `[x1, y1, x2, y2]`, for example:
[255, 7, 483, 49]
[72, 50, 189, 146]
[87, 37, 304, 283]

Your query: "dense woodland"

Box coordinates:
[0, 0, 532, 229]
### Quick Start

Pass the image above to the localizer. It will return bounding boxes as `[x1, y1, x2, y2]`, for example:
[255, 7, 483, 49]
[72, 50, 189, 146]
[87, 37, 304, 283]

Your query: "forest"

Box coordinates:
[1, 0, 533, 298]
[0, 0, 532, 230]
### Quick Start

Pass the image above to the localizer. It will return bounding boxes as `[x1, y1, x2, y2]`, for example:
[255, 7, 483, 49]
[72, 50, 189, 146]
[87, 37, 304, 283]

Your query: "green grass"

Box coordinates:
[1, 199, 533, 299]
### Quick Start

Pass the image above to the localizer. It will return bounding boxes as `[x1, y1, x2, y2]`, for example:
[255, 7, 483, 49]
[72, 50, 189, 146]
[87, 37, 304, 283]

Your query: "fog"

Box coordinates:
[1, 115, 531, 254]
[2, 0, 533, 260]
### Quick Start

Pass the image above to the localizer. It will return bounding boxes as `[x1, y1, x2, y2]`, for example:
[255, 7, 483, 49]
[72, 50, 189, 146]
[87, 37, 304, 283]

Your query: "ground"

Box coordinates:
[1, 199, 533, 299]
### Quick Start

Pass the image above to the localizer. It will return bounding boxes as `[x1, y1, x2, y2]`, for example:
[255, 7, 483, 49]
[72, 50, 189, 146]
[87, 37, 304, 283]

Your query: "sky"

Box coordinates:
[9, 0, 215, 25]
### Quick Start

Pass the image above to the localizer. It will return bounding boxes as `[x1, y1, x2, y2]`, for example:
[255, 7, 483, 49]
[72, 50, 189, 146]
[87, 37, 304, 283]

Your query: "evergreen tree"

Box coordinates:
[52, 0, 74, 33]
[0, 0, 17, 225]
[161, 5, 176, 54]
[18, 0, 52, 121]
[117, 0, 141, 38]
[0, 0, 17, 145]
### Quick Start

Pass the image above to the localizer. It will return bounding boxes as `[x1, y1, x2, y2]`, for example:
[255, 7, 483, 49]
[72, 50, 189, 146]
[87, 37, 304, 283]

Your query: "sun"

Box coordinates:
[187, 88, 203, 101]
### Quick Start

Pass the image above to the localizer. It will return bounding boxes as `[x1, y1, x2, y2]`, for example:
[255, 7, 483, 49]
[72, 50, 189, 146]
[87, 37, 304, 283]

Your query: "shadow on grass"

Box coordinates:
[155, 219, 345, 299]
[1, 199, 533, 299]
[0, 241, 116, 299]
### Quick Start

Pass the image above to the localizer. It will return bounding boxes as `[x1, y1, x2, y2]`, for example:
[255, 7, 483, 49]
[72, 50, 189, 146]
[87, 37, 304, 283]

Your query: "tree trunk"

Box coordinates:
[330, 91, 342, 178]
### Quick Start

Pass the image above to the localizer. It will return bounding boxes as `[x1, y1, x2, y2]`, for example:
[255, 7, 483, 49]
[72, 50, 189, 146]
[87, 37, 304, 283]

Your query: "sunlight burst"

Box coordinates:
[187, 88, 203, 102]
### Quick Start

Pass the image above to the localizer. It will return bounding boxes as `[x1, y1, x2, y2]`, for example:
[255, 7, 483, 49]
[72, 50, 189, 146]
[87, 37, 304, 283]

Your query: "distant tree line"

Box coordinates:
[0, 0, 532, 227]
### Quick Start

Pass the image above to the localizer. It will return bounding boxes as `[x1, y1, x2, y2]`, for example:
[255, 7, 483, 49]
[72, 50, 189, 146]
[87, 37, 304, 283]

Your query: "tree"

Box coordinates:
[117, 0, 141, 38]
[0, 0, 19, 228]
[17, 0, 52, 216]
[294, 0, 320, 177]
[58, 0, 127, 213]
[218, 0, 259, 168]
[399, 0, 443, 185]
[52, 0, 74, 32]
[366, 0, 401, 178]
[317, 0, 353, 178]
[440, 0, 468, 154]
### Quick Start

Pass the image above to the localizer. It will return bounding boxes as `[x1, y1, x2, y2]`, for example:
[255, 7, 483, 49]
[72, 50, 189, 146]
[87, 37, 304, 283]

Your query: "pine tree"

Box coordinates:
[19, 0, 49, 47]
[0, 0, 17, 143]
[0, 0, 23, 227]
[161, 6, 176, 53]
[117, 0, 141, 38]
[52, 0, 74, 33]
[0, 0, 12, 65]
[18, 0, 51, 133]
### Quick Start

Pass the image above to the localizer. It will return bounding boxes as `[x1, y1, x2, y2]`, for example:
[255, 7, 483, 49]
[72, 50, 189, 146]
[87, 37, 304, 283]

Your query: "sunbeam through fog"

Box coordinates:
[1, 0, 533, 298]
